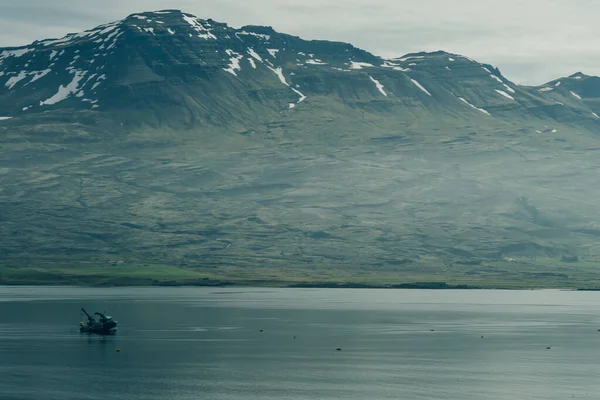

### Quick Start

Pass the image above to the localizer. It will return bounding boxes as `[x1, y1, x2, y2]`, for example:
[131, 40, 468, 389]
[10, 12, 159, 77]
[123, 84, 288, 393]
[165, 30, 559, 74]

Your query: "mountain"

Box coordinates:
[534, 72, 600, 120]
[2, 10, 600, 288]
[2, 10, 600, 130]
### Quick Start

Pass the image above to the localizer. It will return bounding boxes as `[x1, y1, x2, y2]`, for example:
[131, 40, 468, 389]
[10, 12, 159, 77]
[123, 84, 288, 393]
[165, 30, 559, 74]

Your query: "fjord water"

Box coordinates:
[1, 287, 600, 399]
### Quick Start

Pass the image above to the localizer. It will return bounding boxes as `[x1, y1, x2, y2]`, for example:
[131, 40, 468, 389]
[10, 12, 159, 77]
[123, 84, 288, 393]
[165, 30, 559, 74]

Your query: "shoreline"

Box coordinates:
[3, 264, 599, 291]
[0, 280, 590, 291]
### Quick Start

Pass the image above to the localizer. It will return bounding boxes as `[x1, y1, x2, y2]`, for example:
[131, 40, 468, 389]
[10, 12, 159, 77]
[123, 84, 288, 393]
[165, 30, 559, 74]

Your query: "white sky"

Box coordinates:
[1, 0, 598, 85]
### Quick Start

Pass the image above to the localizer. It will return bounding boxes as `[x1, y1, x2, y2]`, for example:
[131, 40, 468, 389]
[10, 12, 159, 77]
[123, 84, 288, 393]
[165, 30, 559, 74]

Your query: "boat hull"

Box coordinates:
[80, 326, 117, 335]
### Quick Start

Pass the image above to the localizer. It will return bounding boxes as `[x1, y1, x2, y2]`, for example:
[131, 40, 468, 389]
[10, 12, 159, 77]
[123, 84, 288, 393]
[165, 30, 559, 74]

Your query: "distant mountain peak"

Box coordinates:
[238, 25, 279, 37]
[568, 72, 588, 79]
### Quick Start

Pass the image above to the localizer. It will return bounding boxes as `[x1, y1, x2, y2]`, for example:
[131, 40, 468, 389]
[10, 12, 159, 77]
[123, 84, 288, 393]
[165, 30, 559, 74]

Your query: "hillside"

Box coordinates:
[2, 10, 600, 288]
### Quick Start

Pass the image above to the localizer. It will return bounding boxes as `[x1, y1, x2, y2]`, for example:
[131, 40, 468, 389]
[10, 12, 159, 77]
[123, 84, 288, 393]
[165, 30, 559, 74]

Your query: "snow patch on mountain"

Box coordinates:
[224, 49, 244, 76]
[555, 81, 561, 87]
[167, 28, 175, 35]
[27, 69, 52, 85]
[104, 29, 121, 42]
[291, 87, 307, 103]
[306, 59, 327, 65]
[247, 58, 256, 68]
[183, 15, 217, 40]
[369, 76, 387, 96]
[398, 55, 424, 62]
[593, 112, 599, 119]
[0, 48, 34, 60]
[502, 84, 516, 94]
[482, 67, 491, 73]
[267, 66, 307, 104]
[40, 70, 87, 105]
[84, 70, 96, 81]
[382, 60, 409, 71]
[247, 48, 263, 62]
[411, 79, 431, 96]
[570, 91, 582, 100]
[267, 49, 279, 58]
[106, 32, 123, 50]
[5, 71, 29, 89]
[0, 117, 12, 120]
[349, 61, 374, 69]
[41, 36, 72, 47]
[490, 75, 503, 84]
[237, 31, 271, 41]
[40, 21, 120, 47]
[458, 97, 490, 115]
[69, 55, 81, 66]
[495, 89, 515, 100]
[539, 87, 554, 92]
[381, 61, 399, 68]
[268, 66, 288, 86]
[91, 74, 106, 91]
[489, 75, 516, 94]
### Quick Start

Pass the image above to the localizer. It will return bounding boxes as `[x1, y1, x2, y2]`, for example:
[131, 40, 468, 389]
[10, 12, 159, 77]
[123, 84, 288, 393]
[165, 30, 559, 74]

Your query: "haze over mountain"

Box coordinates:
[1, 10, 600, 287]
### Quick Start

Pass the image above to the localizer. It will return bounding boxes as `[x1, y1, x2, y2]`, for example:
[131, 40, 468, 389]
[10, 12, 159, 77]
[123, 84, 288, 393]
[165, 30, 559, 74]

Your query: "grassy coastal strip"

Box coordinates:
[3, 263, 600, 290]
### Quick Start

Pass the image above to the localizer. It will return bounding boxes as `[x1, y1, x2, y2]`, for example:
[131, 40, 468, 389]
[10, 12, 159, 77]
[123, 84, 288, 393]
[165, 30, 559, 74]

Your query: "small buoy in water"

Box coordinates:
[293, 336, 296, 339]
[481, 336, 484, 339]
[430, 329, 435, 332]
[116, 348, 121, 353]
[260, 329, 263, 332]
[336, 348, 342, 351]
[546, 347, 551, 350]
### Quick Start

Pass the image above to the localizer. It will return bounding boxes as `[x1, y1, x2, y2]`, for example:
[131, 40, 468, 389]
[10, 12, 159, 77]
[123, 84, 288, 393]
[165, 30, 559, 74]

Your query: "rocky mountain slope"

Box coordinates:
[2, 10, 599, 130]
[2, 10, 600, 287]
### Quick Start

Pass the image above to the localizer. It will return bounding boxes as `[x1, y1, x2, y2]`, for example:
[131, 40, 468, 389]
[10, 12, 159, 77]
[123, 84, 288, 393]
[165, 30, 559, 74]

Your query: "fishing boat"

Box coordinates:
[79, 308, 118, 334]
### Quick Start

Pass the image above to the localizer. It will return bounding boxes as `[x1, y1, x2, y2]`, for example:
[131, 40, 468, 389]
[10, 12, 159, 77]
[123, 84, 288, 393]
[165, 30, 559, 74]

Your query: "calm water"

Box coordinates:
[1, 287, 600, 399]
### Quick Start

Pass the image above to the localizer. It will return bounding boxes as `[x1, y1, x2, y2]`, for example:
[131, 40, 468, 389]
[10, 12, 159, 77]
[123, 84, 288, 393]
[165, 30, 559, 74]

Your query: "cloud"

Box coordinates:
[1, 0, 598, 85]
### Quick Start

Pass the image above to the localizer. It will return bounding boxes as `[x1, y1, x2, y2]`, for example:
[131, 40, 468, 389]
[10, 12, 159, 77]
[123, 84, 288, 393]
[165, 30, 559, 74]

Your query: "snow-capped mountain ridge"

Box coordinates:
[1, 10, 599, 130]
